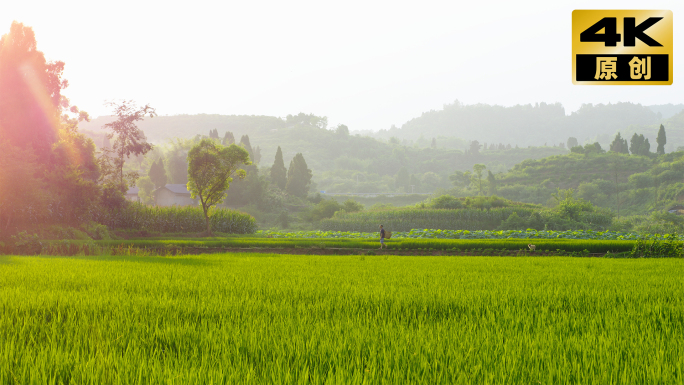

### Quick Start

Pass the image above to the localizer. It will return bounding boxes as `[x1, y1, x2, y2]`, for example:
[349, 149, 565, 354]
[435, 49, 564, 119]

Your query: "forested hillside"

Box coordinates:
[463, 151, 684, 216]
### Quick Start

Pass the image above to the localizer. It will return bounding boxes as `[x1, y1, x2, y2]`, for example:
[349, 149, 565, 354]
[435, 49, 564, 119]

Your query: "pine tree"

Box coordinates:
[656, 124, 667, 154]
[609, 132, 629, 154]
[222, 131, 235, 145]
[567, 137, 578, 149]
[430, 138, 437, 149]
[239, 135, 254, 161]
[270, 146, 287, 190]
[286, 153, 312, 197]
[209, 128, 219, 139]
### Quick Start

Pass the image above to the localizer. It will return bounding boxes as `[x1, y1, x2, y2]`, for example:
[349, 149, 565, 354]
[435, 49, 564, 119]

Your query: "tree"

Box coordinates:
[469, 140, 482, 155]
[209, 128, 219, 140]
[187, 139, 250, 234]
[336, 124, 349, 136]
[148, 158, 168, 189]
[630, 133, 650, 156]
[472, 164, 486, 195]
[609, 132, 629, 154]
[656, 124, 667, 154]
[222, 131, 235, 145]
[270, 146, 287, 189]
[567, 137, 579, 149]
[431, 138, 437, 149]
[286, 153, 312, 197]
[487, 170, 496, 195]
[101, 100, 156, 192]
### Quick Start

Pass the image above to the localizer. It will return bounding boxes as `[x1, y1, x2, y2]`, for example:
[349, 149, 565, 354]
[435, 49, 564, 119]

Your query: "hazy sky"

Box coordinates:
[3, 0, 683, 131]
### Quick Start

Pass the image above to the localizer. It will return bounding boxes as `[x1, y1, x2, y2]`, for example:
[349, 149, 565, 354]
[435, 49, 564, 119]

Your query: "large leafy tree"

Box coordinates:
[187, 139, 250, 234]
[101, 101, 156, 192]
[286, 153, 312, 197]
[270, 146, 287, 189]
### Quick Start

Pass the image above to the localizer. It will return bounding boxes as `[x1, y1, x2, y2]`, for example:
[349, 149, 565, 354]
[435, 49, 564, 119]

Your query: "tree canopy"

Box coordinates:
[187, 139, 251, 234]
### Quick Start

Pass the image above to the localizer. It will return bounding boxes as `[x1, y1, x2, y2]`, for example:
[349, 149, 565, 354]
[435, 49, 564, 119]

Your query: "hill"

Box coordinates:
[371, 101, 684, 150]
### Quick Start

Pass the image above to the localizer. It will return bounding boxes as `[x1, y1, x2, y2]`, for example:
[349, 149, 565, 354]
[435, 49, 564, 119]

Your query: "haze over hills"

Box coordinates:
[79, 102, 684, 150]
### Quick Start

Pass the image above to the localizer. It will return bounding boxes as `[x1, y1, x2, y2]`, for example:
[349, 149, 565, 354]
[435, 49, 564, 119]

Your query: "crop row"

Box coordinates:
[320, 207, 537, 232]
[259, 229, 678, 241]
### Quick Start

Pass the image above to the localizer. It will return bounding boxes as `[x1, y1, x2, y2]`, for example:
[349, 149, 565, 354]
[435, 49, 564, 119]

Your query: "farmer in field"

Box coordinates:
[379, 224, 387, 249]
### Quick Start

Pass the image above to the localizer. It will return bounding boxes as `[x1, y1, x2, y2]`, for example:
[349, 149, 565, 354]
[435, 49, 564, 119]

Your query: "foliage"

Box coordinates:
[305, 199, 342, 222]
[341, 199, 364, 213]
[0, 142, 48, 229]
[629, 133, 651, 156]
[136, 177, 156, 205]
[630, 234, 683, 258]
[187, 139, 251, 234]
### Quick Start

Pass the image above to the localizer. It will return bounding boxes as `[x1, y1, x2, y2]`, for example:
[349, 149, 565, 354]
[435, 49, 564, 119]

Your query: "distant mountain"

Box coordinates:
[371, 101, 667, 148]
[646, 103, 684, 119]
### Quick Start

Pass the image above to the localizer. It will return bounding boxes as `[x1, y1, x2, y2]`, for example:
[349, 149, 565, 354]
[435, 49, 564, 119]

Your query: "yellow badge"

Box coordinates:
[572, 10, 673, 85]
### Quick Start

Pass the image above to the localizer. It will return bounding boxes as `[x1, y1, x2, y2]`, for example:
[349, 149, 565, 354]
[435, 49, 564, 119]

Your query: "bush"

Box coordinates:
[81, 222, 112, 240]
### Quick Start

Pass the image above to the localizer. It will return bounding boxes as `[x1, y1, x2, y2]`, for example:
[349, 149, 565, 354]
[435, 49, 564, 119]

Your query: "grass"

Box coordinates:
[0, 253, 683, 384]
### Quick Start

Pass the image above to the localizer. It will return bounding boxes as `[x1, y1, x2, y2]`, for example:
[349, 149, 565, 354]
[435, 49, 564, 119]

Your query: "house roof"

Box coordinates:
[126, 186, 139, 195]
[162, 184, 191, 195]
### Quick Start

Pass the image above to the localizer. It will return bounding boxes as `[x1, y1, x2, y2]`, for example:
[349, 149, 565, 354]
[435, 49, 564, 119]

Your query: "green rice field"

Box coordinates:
[1, 253, 683, 384]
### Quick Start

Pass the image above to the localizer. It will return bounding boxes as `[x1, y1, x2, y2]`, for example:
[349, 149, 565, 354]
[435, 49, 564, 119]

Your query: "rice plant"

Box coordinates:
[0, 254, 682, 384]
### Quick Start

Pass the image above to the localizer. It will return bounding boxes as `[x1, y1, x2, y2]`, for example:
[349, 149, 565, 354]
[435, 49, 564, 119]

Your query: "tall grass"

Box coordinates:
[0, 254, 682, 383]
[321, 207, 537, 232]
[94, 203, 257, 234]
